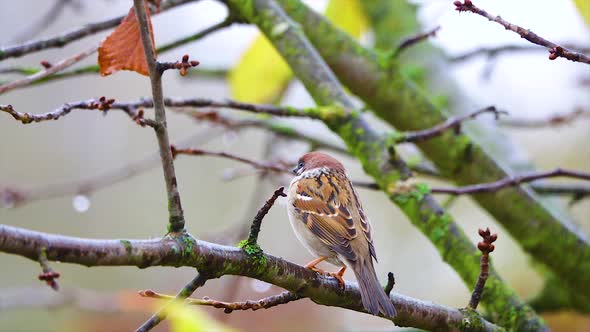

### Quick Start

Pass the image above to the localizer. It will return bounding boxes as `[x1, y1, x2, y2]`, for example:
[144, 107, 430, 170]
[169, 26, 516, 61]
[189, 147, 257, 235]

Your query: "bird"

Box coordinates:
[286, 151, 396, 317]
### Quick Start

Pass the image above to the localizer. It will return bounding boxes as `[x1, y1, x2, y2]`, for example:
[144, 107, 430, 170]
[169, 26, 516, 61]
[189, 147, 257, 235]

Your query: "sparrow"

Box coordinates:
[286, 151, 396, 317]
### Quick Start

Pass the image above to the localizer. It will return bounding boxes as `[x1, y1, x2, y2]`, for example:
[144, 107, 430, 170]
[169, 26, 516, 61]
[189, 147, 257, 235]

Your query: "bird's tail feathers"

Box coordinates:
[351, 259, 396, 318]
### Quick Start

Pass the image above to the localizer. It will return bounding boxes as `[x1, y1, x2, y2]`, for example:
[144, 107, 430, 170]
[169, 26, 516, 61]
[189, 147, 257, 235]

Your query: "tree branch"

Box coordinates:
[0, 46, 96, 95]
[0, 0, 197, 61]
[396, 106, 506, 143]
[453, 0, 590, 65]
[499, 108, 590, 128]
[158, 17, 236, 53]
[448, 44, 590, 63]
[171, 147, 290, 173]
[0, 97, 319, 125]
[140, 289, 301, 313]
[394, 26, 441, 57]
[0, 224, 501, 331]
[0, 97, 155, 126]
[134, 0, 185, 233]
[431, 169, 590, 196]
[243, 186, 286, 246]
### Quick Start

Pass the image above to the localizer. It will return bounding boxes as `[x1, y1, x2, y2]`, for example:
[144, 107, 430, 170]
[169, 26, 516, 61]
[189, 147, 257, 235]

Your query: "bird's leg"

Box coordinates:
[305, 258, 346, 288]
[304, 256, 328, 274]
[328, 266, 347, 289]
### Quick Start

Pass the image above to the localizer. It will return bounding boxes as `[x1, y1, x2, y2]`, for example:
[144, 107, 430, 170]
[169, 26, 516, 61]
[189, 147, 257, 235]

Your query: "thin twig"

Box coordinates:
[159, 54, 200, 76]
[164, 98, 317, 117]
[448, 44, 590, 63]
[136, 274, 209, 332]
[171, 147, 290, 173]
[134, 0, 185, 233]
[140, 289, 302, 313]
[0, 97, 156, 127]
[394, 26, 441, 57]
[468, 228, 497, 309]
[532, 183, 590, 204]
[454, 0, 590, 65]
[0, 97, 324, 125]
[9, 0, 74, 43]
[37, 247, 60, 291]
[0, 46, 96, 95]
[431, 168, 590, 195]
[500, 108, 590, 128]
[245, 187, 286, 246]
[396, 106, 507, 143]
[336, 173, 590, 201]
[158, 17, 235, 53]
[0, 0, 195, 61]
[0, 27, 229, 88]
[171, 146, 382, 191]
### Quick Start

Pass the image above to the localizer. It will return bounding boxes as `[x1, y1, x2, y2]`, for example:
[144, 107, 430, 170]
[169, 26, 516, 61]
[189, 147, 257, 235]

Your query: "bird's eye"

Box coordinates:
[298, 161, 304, 168]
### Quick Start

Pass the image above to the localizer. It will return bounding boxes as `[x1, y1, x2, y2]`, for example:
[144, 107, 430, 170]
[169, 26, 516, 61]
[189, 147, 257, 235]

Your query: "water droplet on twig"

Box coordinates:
[72, 195, 90, 213]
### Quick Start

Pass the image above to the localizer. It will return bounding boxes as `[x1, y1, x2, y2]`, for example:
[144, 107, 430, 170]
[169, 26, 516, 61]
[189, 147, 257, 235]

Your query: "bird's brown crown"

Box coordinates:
[299, 152, 346, 173]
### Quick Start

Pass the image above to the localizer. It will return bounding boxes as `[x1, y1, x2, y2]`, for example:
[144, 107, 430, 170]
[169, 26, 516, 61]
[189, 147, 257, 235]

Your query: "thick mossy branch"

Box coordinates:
[225, 0, 543, 330]
[274, 0, 590, 309]
[0, 224, 501, 331]
[529, 273, 590, 314]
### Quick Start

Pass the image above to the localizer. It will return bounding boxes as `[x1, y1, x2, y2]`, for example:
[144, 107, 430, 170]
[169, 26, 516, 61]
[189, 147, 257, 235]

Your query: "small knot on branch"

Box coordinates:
[454, 0, 473, 12]
[548, 46, 564, 60]
[477, 227, 497, 254]
[139, 289, 159, 298]
[89, 96, 115, 112]
[132, 108, 146, 126]
[38, 248, 60, 291]
[159, 54, 200, 76]
[38, 271, 60, 290]
[40, 61, 52, 69]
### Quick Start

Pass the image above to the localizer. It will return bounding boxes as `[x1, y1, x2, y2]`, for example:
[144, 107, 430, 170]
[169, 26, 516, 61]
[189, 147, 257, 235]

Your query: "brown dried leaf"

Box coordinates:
[98, 4, 156, 76]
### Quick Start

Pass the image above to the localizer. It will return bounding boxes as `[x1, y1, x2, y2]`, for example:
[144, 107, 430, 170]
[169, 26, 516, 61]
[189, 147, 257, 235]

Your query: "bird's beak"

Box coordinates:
[292, 165, 301, 175]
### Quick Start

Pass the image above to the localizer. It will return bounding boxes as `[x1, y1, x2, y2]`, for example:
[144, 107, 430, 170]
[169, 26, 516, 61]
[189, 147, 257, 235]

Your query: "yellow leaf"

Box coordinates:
[573, 0, 590, 28]
[229, 0, 368, 103]
[164, 301, 235, 332]
[325, 0, 369, 39]
[229, 34, 292, 103]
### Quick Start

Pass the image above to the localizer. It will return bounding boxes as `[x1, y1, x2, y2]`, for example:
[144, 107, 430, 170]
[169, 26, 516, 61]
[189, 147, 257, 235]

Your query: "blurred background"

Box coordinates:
[0, 0, 588, 331]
